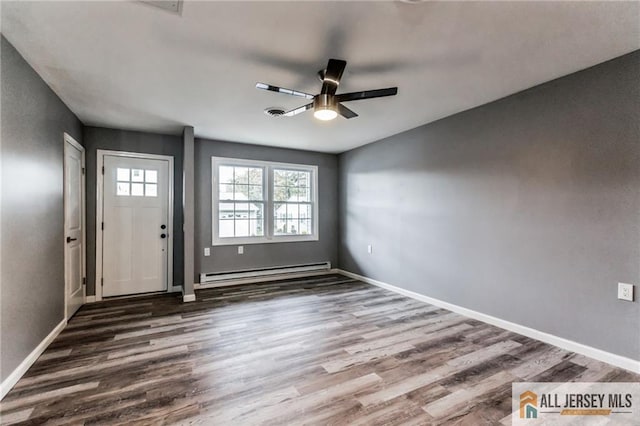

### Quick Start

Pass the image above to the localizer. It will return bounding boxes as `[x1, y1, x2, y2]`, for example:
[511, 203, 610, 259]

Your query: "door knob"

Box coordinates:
[161, 224, 166, 229]
[66, 237, 77, 243]
[160, 233, 167, 239]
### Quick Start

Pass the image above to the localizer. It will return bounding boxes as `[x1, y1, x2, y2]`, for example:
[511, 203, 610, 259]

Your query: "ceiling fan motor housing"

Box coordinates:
[314, 94, 337, 111]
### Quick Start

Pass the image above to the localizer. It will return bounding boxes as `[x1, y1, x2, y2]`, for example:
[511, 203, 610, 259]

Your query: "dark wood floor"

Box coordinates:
[1, 274, 637, 425]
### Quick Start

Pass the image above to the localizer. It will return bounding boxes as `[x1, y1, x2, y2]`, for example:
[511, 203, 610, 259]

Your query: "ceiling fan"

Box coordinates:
[256, 59, 398, 121]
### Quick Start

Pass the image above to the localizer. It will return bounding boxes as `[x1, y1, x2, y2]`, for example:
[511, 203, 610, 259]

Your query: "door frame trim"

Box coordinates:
[95, 150, 175, 301]
[63, 133, 86, 319]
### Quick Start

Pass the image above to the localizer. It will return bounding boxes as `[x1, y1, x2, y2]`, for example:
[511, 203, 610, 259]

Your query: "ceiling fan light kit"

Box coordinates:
[313, 94, 338, 121]
[256, 58, 398, 122]
[314, 108, 338, 121]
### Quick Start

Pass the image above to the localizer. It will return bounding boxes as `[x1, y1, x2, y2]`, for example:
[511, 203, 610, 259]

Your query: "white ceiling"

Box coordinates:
[2, 1, 639, 153]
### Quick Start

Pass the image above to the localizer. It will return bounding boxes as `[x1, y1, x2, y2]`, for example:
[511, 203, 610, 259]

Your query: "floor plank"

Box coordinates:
[1, 274, 637, 425]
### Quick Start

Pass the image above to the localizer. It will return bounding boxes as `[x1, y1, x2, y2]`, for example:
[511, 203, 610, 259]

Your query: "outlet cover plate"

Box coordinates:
[618, 282, 634, 302]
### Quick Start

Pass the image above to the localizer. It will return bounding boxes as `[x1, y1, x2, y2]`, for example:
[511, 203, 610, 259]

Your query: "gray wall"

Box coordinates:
[195, 138, 338, 281]
[339, 51, 640, 361]
[83, 126, 184, 295]
[1, 36, 84, 382]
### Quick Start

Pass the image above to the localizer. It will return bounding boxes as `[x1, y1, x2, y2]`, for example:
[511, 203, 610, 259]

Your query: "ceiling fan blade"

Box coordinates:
[283, 103, 313, 117]
[321, 59, 347, 95]
[256, 82, 314, 99]
[337, 87, 398, 103]
[337, 103, 358, 119]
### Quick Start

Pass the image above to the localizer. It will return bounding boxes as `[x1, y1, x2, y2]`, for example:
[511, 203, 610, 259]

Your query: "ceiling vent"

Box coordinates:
[140, 1, 183, 15]
[264, 107, 286, 117]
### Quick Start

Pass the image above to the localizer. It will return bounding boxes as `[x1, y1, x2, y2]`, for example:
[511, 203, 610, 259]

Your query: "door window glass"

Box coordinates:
[116, 168, 158, 197]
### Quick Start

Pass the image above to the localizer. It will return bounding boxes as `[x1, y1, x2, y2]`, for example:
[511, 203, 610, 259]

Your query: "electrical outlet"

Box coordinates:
[238, 246, 244, 255]
[204, 247, 210, 257]
[618, 283, 634, 302]
[367, 244, 372, 254]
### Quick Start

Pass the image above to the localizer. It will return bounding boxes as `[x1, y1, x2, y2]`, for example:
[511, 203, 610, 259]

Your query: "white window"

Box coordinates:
[212, 157, 318, 245]
[116, 167, 158, 197]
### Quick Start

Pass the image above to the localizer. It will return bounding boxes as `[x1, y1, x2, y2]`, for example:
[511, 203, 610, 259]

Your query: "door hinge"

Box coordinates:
[101, 222, 104, 230]
[101, 278, 104, 287]
[82, 277, 86, 285]
[82, 167, 85, 175]
[102, 166, 105, 174]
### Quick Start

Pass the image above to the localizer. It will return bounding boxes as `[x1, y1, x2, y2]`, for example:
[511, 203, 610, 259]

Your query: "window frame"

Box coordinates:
[211, 157, 319, 246]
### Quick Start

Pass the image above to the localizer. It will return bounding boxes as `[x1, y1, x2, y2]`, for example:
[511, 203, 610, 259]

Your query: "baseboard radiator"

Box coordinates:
[199, 261, 331, 285]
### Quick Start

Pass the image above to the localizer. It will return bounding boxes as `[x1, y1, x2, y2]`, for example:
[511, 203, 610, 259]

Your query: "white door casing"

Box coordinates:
[64, 133, 85, 319]
[98, 152, 173, 298]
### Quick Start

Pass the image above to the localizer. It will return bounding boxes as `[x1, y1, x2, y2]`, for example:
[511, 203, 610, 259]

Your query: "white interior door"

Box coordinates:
[64, 136, 85, 319]
[102, 155, 170, 297]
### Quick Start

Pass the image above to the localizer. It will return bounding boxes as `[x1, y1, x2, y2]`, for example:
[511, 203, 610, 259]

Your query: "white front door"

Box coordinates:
[64, 135, 85, 319]
[102, 155, 170, 297]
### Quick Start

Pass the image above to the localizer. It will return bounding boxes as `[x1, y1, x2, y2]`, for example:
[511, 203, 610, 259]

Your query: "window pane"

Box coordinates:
[145, 184, 157, 197]
[219, 184, 234, 199]
[299, 219, 311, 235]
[297, 187, 310, 202]
[274, 203, 286, 220]
[219, 220, 234, 238]
[250, 219, 264, 236]
[274, 217, 287, 235]
[287, 204, 299, 219]
[117, 168, 130, 182]
[234, 167, 249, 184]
[219, 166, 234, 184]
[289, 189, 300, 202]
[234, 184, 249, 200]
[274, 202, 286, 235]
[235, 220, 249, 237]
[250, 203, 264, 219]
[249, 168, 262, 185]
[274, 169, 287, 187]
[299, 204, 312, 220]
[287, 219, 299, 235]
[219, 202, 234, 219]
[250, 202, 264, 236]
[235, 203, 249, 218]
[145, 170, 157, 183]
[274, 186, 288, 202]
[248, 185, 262, 200]
[117, 182, 130, 196]
[131, 169, 144, 182]
[298, 172, 310, 188]
[131, 183, 144, 196]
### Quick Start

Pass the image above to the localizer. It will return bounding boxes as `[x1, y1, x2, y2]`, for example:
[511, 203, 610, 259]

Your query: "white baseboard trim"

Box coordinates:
[337, 269, 640, 374]
[194, 270, 340, 290]
[183, 294, 196, 303]
[1, 318, 67, 400]
[85, 295, 96, 303]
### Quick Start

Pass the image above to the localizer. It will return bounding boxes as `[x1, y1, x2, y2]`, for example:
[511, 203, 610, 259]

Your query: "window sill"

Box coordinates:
[211, 235, 319, 246]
